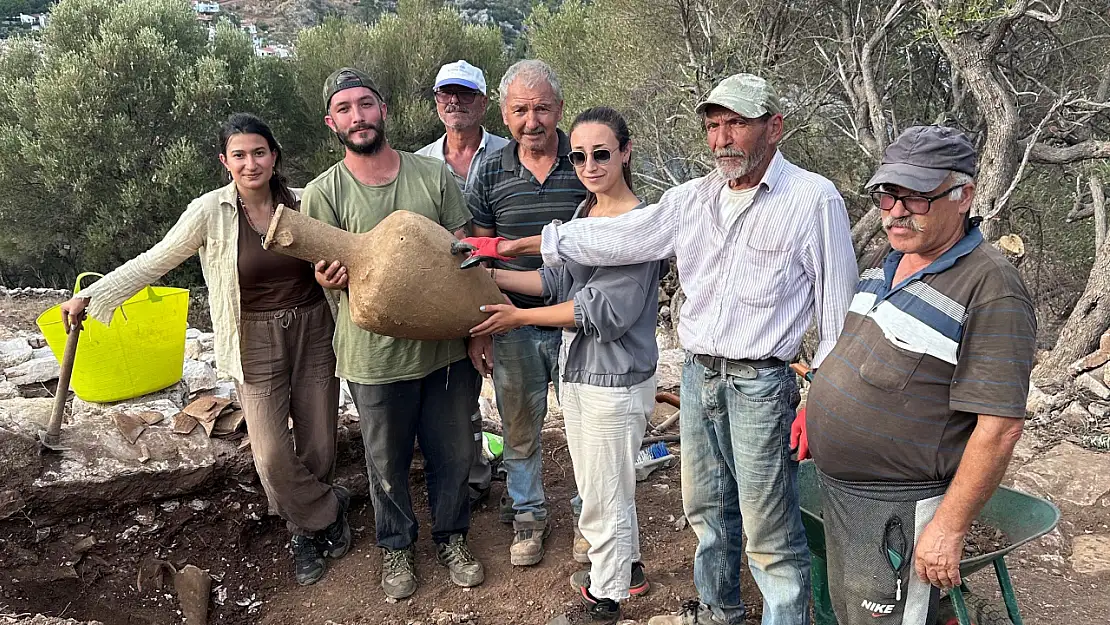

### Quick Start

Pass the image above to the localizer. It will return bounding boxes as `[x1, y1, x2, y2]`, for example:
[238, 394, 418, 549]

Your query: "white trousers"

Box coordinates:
[561, 332, 655, 601]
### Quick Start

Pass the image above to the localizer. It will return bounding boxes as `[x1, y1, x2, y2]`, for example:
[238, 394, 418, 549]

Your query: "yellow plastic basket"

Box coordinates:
[36, 272, 190, 403]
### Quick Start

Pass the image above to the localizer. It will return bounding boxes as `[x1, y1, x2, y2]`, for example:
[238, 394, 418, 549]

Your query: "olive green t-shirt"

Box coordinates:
[301, 152, 471, 385]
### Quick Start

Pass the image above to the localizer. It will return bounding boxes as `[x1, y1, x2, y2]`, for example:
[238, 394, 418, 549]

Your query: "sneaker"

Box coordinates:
[510, 511, 550, 566]
[436, 534, 485, 587]
[548, 595, 621, 625]
[572, 525, 591, 564]
[316, 485, 351, 559]
[290, 534, 325, 586]
[646, 600, 726, 625]
[381, 546, 417, 599]
[499, 493, 516, 524]
[569, 562, 650, 598]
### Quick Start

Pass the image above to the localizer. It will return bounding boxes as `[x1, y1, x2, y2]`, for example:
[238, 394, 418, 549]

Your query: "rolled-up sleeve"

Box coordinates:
[541, 186, 685, 268]
[573, 264, 656, 343]
[804, 193, 858, 367]
[82, 200, 207, 324]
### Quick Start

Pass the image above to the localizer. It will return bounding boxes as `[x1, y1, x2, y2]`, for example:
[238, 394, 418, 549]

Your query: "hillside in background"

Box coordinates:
[221, 0, 540, 44]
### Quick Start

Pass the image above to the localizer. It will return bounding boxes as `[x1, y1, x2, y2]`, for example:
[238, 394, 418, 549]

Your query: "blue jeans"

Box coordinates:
[492, 326, 562, 519]
[681, 354, 810, 625]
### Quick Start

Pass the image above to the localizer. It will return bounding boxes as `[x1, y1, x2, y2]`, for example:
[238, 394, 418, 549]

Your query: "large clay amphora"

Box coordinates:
[263, 205, 503, 340]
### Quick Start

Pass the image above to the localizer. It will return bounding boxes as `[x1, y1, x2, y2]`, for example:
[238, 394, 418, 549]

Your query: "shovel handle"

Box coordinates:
[45, 322, 81, 441]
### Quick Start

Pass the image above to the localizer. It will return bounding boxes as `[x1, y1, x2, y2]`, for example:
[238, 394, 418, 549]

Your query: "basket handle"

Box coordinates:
[73, 272, 162, 317]
[73, 272, 104, 295]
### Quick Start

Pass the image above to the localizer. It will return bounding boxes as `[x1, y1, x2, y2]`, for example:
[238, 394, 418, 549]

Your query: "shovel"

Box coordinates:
[40, 314, 82, 452]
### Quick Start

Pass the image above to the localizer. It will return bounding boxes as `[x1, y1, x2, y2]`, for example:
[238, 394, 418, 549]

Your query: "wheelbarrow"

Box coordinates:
[798, 460, 1060, 625]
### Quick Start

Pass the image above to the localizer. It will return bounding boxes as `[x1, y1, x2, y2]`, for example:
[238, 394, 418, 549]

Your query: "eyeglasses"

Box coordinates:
[434, 90, 479, 105]
[870, 185, 964, 215]
[568, 149, 612, 167]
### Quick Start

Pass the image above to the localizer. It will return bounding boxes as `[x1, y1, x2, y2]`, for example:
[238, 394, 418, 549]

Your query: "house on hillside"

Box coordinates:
[193, 2, 220, 14]
[18, 14, 48, 29]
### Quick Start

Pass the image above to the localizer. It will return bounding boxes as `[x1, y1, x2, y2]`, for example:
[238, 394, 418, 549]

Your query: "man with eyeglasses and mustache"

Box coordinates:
[529, 73, 858, 625]
[794, 126, 1036, 625]
[417, 60, 509, 511]
[301, 67, 489, 600]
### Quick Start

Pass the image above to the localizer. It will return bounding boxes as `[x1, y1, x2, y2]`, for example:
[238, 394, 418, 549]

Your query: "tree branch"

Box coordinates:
[1028, 139, 1110, 164]
[993, 94, 1067, 217]
[1092, 173, 1107, 251]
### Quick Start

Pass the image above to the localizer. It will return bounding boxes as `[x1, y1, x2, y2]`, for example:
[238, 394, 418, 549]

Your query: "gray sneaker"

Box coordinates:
[646, 600, 727, 625]
[436, 534, 485, 587]
[381, 546, 417, 599]
[510, 511, 550, 566]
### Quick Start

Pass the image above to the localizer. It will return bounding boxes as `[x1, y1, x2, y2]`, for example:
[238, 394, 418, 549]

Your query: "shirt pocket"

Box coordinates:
[858, 337, 925, 392]
[736, 242, 792, 308]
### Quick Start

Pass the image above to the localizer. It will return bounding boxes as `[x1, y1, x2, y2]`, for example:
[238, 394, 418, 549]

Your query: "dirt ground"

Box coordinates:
[2, 292, 1109, 625]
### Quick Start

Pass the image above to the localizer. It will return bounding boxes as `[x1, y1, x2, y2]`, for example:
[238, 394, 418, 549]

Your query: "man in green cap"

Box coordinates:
[302, 67, 491, 599]
[530, 73, 859, 624]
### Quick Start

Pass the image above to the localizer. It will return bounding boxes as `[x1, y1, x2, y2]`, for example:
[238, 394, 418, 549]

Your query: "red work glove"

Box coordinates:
[459, 236, 511, 261]
[790, 406, 809, 461]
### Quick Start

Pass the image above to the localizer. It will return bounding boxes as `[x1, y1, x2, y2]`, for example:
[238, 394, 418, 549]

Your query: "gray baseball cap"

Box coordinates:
[323, 67, 383, 111]
[865, 126, 978, 192]
[695, 74, 781, 118]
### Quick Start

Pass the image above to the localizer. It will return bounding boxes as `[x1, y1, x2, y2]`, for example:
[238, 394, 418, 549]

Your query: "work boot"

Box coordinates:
[569, 561, 649, 597]
[381, 546, 417, 599]
[572, 524, 591, 564]
[510, 511, 550, 566]
[436, 534, 485, 587]
[646, 600, 727, 625]
[316, 485, 351, 559]
[548, 588, 621, 625]
[499, 493, 516, 524]
[290, 534, 325, 586]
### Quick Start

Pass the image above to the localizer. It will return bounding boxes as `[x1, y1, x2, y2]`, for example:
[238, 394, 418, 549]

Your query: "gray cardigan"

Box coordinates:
[539, 202, 662, 387]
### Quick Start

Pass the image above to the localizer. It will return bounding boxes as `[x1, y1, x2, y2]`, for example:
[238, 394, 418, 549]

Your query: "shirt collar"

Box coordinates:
[882, 224, 984, 289]
[430, 127, 494, 159]
[500, 129, 571, 171]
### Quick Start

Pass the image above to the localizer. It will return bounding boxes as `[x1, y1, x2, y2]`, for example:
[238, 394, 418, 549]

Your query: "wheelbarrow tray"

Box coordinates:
[797, 461, 1060, 576]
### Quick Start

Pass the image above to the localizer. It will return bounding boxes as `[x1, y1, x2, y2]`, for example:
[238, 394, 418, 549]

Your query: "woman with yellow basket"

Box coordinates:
[60, 113, 349, 586]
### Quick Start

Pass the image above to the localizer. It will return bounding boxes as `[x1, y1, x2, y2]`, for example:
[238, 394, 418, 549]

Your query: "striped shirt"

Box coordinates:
[540, 150, 857, 366]
[468, 129, 586, 308]
[806, 227, 1037, 482]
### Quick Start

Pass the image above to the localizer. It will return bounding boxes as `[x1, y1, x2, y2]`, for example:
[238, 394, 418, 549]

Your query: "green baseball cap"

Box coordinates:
[695, 73, 781, 118]
[323, 67, 383, 111]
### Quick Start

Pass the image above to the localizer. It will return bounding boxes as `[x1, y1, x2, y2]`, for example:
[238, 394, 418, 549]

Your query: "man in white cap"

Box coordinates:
[417, 60, 510, 195]
[531, 73, 859, 624]
[417, 60, 510, 510]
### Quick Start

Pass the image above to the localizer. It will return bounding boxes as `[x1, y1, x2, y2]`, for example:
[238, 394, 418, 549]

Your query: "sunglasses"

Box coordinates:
[870, 184, 964, 215]
[434, 90, 479, 105]
[568, 149, 613, 167]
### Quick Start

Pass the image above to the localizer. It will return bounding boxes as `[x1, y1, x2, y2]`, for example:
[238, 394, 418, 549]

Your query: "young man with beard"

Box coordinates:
[301, 67, 490, 600]
[416, 60, 510, 509]
[794, 127, 1035, 625]
[531, 73, 859, 624]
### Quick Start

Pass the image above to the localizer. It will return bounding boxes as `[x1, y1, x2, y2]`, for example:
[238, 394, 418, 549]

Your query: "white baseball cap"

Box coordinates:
[433, 60, 487, 95]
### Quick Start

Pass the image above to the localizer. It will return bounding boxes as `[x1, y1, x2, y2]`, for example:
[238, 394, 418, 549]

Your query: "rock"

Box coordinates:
[1071, 534, 1110, 574]
[72, 381, 188, 418]
[656, 348, 685, 391]
[1101, 330, 1110, 353]
[0, 380, 18, 400]
[31, 346, 54, 360]
[1075, 372, 1110, 400]
[1009, 431, 1042, 466]
[26, 335, 47, 349]
[1077, 348, 1110, 372]
[1025, 385, 1054, 415]
[185, 328, 202, 340]
[1059, 401, 1091, 429]
[183, 359, 217, 393]
[0, 397, 56, 429]
[4, 357, 59, 385]
[0, 338, 33, 369]
[183, 339, 204, 361]
[0, 616, 104, 624]
[1089, 402, 1110, 419]
[0, 488, 26, 520]
[1013, 442, 1110, 506]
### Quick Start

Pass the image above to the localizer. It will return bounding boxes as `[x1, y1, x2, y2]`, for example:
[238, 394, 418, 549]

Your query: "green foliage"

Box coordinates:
[0, 0, 50, 17]
[0, 0, 296, 287]
[292, 0, 508, 153]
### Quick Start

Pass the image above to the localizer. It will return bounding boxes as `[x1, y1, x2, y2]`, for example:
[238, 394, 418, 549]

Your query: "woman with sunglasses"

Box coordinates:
[58, 113, 349, 587]
[468, 107, 661, 625]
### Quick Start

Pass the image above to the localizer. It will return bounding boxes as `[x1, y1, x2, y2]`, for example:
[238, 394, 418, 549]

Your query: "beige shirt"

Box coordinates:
[80, 183, 301, 383]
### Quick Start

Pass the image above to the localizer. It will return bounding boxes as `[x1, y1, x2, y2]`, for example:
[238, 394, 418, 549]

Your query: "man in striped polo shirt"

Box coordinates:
[798, 126, 1036, 625]
[539, 74, 859, 625]
[466, 59, 586, 566]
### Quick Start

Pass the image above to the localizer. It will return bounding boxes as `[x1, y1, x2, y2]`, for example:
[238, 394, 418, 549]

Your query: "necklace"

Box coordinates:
[237, 191, 275, 245]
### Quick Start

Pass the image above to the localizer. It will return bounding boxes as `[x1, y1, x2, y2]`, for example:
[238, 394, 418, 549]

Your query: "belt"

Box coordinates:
[694, 354, 784, 379]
